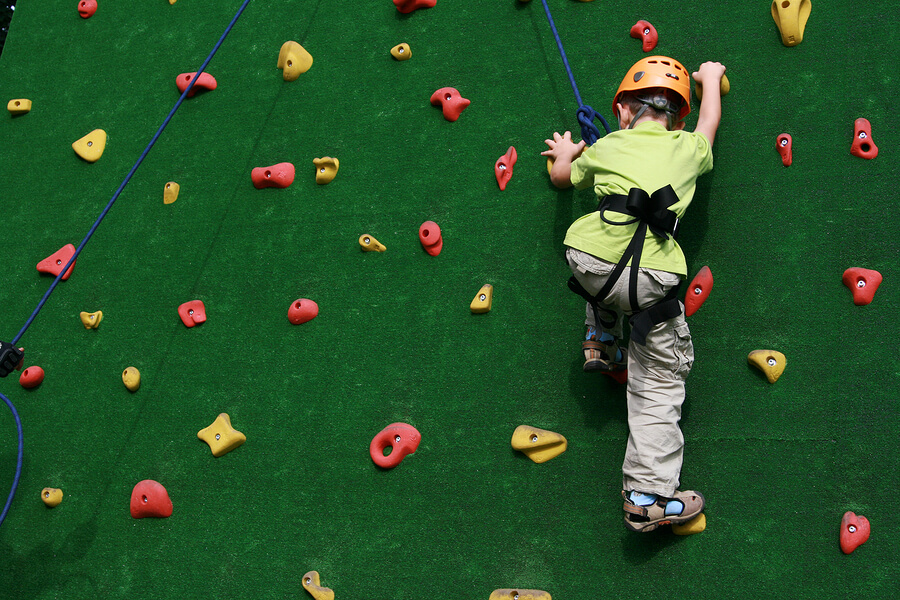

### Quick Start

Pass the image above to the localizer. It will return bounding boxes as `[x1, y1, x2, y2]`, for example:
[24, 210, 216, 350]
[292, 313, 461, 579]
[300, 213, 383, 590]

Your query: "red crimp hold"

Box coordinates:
[393, 0, 436, 14]
[176, 72, 217, 97]
[251, 162, 295, 189]
[19, 366, 44, 389]
[840, 511, 870, 554]
[77, 0, 97, 18]
[842, 267, 882, 306]
[130, 480, 173, 519]
[776, 133, 792, 167]
[685, 266, 713, 317]
[287, 298, 319, 325]
[178, 300, 207, 327]
[630, 20, 658, 52]
[850, 118, 878, 159]
[495, 146, 517, 191]
[419, 220, 443, 256]
[430, 87, 470, 122]
[37, 244, 76, 280]
[603, 370, 628, 385]
[370, 422, 421, 469]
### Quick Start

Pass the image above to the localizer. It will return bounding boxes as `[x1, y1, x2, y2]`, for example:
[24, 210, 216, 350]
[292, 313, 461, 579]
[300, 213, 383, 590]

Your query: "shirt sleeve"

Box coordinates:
[570, 147, 597, 190]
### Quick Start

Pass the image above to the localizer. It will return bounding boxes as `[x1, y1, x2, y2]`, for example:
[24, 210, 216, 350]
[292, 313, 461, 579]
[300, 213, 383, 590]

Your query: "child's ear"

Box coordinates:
[615, 102, 630, 127]
[674, 120, 686, 131]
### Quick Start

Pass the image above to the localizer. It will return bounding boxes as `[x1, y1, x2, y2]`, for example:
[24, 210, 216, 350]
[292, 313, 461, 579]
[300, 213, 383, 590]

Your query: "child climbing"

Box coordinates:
[542, 56, 726, 532]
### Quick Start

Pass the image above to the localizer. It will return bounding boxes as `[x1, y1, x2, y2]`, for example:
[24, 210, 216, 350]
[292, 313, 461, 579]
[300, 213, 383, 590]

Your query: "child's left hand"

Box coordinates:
[541, 131, 586, 161]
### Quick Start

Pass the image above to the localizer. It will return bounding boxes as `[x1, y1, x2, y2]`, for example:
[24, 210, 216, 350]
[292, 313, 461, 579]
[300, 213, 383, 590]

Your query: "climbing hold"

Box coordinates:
[495, 146, 517, 191]
[79, 310, 103, 329]
[176, 72, 217, 97]
[419, 220, 443, 256]
[747, 349, 786, 383]
[130, 480, 173, 519]
[7, 99, 31, 115]
[37, 244, 77, 280]
[301, 571, 335, 600]
[313, 157, 339, 184]
[41, 487, 63, 508]
[77, 0, 97, 18]
[370, 422, 421, 469]
[604, 370, 628, 385]
[470, 284, 493, 314]
[430, 87, 470, 122]
[277, 41, 313, 81]
[163, 181, 180, 204]
[842, 267, 882, 306]
[393, 0, 436, 14]
[288, 298, 319, 325]
[19, 366, 44, 389]
[694, 74, 730, 98]
[840, 511, 870, 554]
[771, 0, 811, 46]
[629, 20, 658, 52]
[390, 43, 411, 61]
[673, 512, 707, 535]
[776, 133, 793, 166]
[359, 234, 386, 252]
[489, 590, 551, 600]
[251, 162, 295, 189]
[684, 266, 713, 317]
[72, 129, 107, 162]
[850, 118, 878, 159]
[122, 367, 141, 392]
[197, 413, 246, 457]
[511, 425, 567, 463]
[178, 300, 207, 327]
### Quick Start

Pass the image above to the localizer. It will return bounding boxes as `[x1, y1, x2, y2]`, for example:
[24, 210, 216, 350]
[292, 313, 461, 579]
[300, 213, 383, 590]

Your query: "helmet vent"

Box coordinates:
[633, 71, 645, 82]
[665, 73, 680, 80]
[661, 60, 671, 66]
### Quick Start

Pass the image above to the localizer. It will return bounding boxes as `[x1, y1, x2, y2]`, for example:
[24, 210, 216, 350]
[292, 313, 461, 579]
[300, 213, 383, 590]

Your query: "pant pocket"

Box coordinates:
[673, 322, 694, 379]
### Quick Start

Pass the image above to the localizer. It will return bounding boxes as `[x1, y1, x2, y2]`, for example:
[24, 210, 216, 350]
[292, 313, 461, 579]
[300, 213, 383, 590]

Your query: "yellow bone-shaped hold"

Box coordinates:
[470, 284, 493, 313]
[673, 512, 706, 535]
[7, 99, 32, 115]
[391, 43, 411, 61]
[748, 349, 786, 383]
[197, 413, 246, 457]
[79, 310, 103, 329]
[359, 234, 386, 252]
[72, 129, 107, 162]
[313, 157, 339, 184]
[301, 571, 334, 600]
[164, 181, 180, 204]
[511, 425, 567, 463]
[122, 367, 141, 392]
[41, 487, 63, 508]
[489, 589, 552, 600]
[771, 0, 811, 47]
[278, 41, 313, 81]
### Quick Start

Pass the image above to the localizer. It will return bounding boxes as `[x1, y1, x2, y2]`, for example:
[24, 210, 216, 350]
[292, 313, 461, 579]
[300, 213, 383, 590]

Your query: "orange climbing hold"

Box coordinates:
[36, 244, 76, 280]
[684, 266, 713, 317]
[850, 118, 878, 159]
[430, 87, 470, 122]
[842, 267, 882, 306]
[630, 20, 658, 52]
[176, 72, 217, 97]
[776, 133, 792, 166]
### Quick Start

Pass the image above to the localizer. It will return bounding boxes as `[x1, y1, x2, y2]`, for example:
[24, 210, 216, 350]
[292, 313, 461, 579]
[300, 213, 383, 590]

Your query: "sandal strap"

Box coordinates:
[582, 340, 605, 351]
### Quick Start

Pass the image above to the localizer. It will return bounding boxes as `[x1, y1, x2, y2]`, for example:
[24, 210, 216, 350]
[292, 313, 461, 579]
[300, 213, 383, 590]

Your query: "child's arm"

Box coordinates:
[691, 61, 726, 147]
[541, 131, 586, 189]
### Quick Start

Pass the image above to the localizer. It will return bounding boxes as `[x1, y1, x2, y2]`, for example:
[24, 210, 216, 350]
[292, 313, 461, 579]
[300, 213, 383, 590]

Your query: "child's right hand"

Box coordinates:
[692, 61, 726, 87]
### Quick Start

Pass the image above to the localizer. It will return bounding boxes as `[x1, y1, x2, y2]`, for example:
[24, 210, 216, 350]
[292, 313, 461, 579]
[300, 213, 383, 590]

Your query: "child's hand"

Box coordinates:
[541, 131, 586, 161]
[692, 61, 726, 87]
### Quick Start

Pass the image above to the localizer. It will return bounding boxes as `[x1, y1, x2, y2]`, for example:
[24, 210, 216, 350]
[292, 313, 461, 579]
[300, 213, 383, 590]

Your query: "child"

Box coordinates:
[542, 56, 726, 532]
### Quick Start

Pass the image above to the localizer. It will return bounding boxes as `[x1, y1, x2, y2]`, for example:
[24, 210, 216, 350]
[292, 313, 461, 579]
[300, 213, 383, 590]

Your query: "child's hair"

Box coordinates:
[618, 88, 686, 130]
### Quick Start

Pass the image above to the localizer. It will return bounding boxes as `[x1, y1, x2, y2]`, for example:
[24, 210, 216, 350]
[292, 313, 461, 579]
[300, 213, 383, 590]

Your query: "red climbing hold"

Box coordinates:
[178, 300, 207, 327]
[630, 20, 658, 52]
[130, 480, 173, 519]
[251, 162, 295, 189]
[495, 146, 517, 191]
[776, 133, 792, 167]
[287, 298, 319, 325]
[36, 244, 76, 280]
[850, 118, 878, 159]
[840, 511, 870, 554]
[603, 370, 628, 385]
[393, 0, 436, 14]
[842, 267, 882, 306]
[370, 422, 421, 469]
[77, 0, 97, 18]
[19, 366, 44, 389]
[419, 220, 443, 256]
[176, 72, 217, 97]
[684, 266, 713, 317]
[430, 87, 470, 122]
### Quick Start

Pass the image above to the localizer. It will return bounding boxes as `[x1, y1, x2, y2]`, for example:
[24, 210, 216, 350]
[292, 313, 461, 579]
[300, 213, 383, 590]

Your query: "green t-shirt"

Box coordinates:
[565, 121, 713, 277]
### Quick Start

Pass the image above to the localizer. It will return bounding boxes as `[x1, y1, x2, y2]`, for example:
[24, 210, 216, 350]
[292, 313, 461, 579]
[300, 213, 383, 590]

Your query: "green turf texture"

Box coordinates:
[0, 0, 898, 597]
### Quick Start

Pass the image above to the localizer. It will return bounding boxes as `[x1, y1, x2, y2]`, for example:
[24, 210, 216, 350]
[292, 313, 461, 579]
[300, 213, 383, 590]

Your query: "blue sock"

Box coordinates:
[628, 491, 684, 516]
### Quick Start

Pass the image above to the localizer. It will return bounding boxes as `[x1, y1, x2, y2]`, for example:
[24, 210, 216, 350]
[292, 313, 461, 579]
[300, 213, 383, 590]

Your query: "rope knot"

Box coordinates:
[576, 105, 611, 146]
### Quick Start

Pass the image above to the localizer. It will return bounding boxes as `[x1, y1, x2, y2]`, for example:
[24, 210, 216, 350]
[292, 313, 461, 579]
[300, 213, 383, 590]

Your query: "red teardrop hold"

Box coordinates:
[176, 72, 217, 98]
[430, 87, 471, 122]
[370, 423, 421, 469]
[251, 162, 296, 189]
[130, 480, 173, 519]
[842, 267, 882, 306]
[37, 244, 77, 280]
[850, 118, 878, 159]
[495, 146, 517, 191]
[287, 298, 319, 324]
[178, 300, 207, 327]
[19, 366, 44, 389]
[78, 0, 97, 18]
[419, 220, 443, 256]
[393, 0, 436, 14]
[776, 133, 792, 166]
[684, 266, 713, 317]
[839, 511, 870, 554]
[629, 20, 658, 52]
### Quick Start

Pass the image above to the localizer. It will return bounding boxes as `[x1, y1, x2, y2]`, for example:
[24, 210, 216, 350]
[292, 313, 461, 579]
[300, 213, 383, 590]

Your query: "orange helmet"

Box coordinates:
[613, 56, 692, 122]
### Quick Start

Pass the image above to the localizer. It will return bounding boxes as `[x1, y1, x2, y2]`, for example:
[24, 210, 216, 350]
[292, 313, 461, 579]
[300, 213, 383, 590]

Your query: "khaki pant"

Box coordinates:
[566, 248, 694, 498]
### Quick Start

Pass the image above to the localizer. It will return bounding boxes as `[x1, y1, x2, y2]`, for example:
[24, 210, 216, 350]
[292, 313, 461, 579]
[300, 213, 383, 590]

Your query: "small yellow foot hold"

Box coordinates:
[359, 234, 386, 252]
[7, 99, 32, 115]
[197, 413, 246, 457]
[695, 73, 730, 98]
[302, 571, 334, 600]
[470, 284, 493, 313]
[79, 310, 103, 329]
[391, 43, 411, 60]
[41, 487, 63, 508]
[72, 129, 107, 162]
[313, 157, 339, 184]
[278, 41, 313, 81]
[164, 181, 180, 204]
[122, 367, 141, 392]
[489, 589, 552, 600]
[673, 512, 706, 535]
[771, 0, 811, 47]
[748, 349, 786, 383]
[511, 425, 567, 463]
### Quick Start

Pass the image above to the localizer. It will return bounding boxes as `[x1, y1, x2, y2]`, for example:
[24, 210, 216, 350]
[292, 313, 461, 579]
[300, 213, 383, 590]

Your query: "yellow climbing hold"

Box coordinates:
[313, 157, 339, 184]
[391, 43, 411, 61]
[79, 310, 103, 329]
[278, 41, 313, 81]
[302, 571, 334, 600]
[164, 181, 180, 204]
[673, 512, 707, 535]
[695, 73, 730, 98]
[489, 590, 552, 600]
[122, 367, 141, 392]
[359, 234, 386, 252]
[7, 99, 32, 115]
[511, 425, 567, 463]
[470, 284, 493, 314]
[748, 349, 786, 383]
[41, 487, 63, 508]
[197, 413, 246, 458]
[771, 0, 811, 47]
[72, 129, 107, 162]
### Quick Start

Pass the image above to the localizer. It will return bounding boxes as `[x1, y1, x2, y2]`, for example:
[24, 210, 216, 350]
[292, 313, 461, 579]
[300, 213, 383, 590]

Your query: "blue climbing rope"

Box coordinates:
[0, 0, 254, 528]
[539, 0, 612, 145]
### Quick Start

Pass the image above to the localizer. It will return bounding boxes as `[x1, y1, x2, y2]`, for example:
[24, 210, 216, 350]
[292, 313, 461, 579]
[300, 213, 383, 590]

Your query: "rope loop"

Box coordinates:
[576, 104, 612, 146]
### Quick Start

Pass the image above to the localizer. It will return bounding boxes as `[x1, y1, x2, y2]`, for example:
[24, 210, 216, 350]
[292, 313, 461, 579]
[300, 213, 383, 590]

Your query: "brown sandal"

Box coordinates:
[582, 340, 626, 373]
[622, 490, 705, 533]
